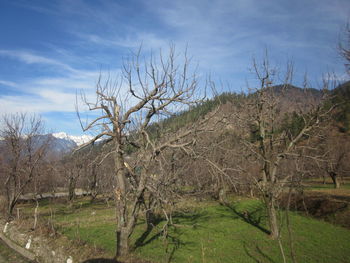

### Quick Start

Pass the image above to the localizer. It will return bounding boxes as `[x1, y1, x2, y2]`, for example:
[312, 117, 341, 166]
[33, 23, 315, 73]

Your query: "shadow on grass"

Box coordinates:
[225, 203, 270, 235]
[161, 233, 183, 263]
[134, 215, 163, 248]
[135, 209, 208, 248]
[81, 259, 116, 263]
[82, 257, 152, 263]
[133, 211, 200, 262]
[134, 225, 185, 263]
[134, 223, 189, 250]
[243, 242, 276, 263]
[171, 210, 210, 225]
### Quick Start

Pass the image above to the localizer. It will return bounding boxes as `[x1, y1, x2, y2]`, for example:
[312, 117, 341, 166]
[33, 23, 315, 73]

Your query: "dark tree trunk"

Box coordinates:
[68, 176, 77, 202]
[89, 164, 98, 203]
[7, 199, 16, 220]
[329, 172, 340, 189]
[146, 209, 155, 229]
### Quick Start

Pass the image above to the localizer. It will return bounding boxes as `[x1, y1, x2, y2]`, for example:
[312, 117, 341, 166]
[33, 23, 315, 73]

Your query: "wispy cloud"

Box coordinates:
[0, 93, 73, 114]
[0, 49, 75, 72]
[0, 80, 18, 88]
[79, 32, 169, 51]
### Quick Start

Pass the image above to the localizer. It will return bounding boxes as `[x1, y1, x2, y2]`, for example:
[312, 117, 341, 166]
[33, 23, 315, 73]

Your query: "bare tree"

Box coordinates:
[0, 113, 49, 219]
[64, 155, 84, 202]
[77, 46, 209, 260]
[339, 23, 350, 75]
[318, 130, 350, 189]
[191, 128, 243, 202]
[233, 57, 333, 240]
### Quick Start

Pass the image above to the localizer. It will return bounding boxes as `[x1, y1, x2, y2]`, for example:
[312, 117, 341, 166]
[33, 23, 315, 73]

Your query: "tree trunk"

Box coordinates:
[115, 226, 129, 260]
[68, 176, 76, 202]
[218, 187, 227, 205]
[249, 185, 254, 197]
[267, 197, 279, 240]
[7, 199, 16, 220]
[33, 199, 39, 230]
[146, 209, 155, 229]
[114, 147, 129, 260]
[329, 172, 340, 189]
[89, 164, 98, 203]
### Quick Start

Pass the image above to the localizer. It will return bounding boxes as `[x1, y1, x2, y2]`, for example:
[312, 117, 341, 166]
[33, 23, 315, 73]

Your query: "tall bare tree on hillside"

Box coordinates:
[234, 58, 333, 240]
[77, 47, 210, 260]
[0, 113, 49, 219]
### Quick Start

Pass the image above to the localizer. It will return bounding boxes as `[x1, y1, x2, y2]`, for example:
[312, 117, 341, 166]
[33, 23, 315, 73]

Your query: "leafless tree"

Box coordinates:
[317, 130, 350, 189]
[191, 127, 243, 202]
[339, 23, 350, 75]
[75, 146, 107, 203]
[233, 57, 334, 240]
[64, 154, 85, 202]
[77, 46, 210, 260]
[0, 113, 49, 220]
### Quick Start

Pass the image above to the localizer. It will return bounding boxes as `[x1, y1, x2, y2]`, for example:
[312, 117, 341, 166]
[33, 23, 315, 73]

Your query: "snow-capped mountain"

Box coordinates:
[52, 132, 94, 146]
[0, 133, 81, 155]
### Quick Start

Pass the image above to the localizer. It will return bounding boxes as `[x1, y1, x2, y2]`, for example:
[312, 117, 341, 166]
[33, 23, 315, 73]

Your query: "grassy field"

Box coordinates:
[18, 196, 350, 263]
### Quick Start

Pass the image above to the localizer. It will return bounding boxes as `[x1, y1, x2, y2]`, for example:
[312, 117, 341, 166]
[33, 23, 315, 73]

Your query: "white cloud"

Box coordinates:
[0, 93, 74, 114]
[0, 49, 76, 72]
[0, 51, 114, 115]
[0, 80, 18, 88]
[0, 67, 131, 116]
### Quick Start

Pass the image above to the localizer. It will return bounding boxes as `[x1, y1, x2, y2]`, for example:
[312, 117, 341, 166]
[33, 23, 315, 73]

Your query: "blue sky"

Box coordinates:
[0, 0, 349, 135]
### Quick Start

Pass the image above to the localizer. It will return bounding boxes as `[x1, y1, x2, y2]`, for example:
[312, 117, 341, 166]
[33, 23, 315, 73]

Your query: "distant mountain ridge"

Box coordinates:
[52, 132, 93, 146]
[0, 132, 78, 156]
[42, 132, 95, 154]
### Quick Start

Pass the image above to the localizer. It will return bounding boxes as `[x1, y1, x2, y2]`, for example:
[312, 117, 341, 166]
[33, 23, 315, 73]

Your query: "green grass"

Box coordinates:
[306, 183, 350, 191]
[303, 177, 350, 191]
[19, 198, 350, 263]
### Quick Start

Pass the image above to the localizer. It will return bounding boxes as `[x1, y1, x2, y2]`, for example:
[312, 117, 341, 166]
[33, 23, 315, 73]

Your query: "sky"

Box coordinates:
[0, 0, 349, 135]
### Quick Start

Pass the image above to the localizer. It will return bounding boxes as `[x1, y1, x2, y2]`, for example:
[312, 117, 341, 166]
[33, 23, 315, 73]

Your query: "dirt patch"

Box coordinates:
[0, 218, 114, 263]
[0, 239, 34, 263]
[0, 217, 152, 263]
[280, 192, 350, 228]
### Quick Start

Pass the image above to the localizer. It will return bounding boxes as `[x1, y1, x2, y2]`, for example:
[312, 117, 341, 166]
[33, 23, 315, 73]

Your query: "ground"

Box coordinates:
[3, 177, 350, 263]
[0, 240, 32, 263]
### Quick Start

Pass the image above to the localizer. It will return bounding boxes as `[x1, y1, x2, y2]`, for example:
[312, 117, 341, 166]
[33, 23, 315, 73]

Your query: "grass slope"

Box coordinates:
[20, 197, 350, 263]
